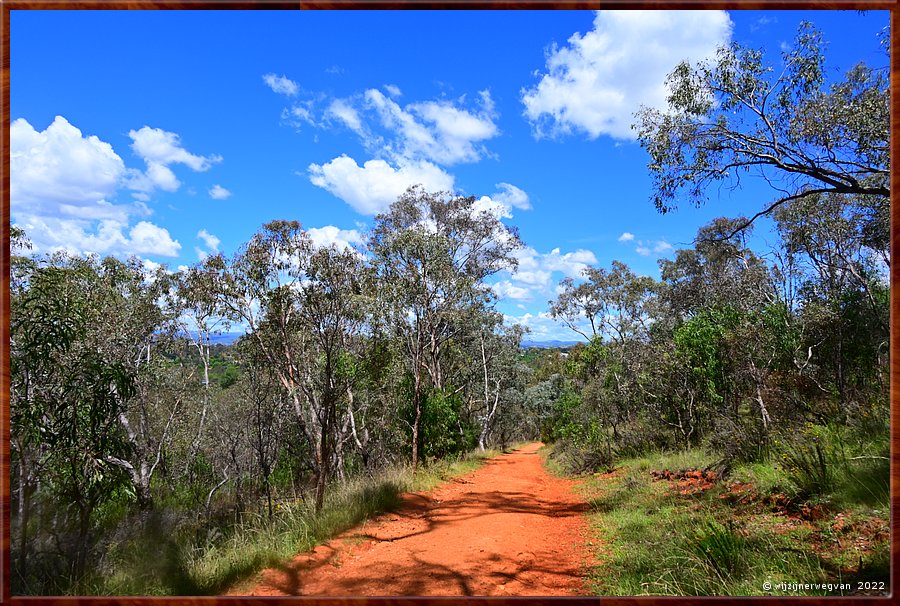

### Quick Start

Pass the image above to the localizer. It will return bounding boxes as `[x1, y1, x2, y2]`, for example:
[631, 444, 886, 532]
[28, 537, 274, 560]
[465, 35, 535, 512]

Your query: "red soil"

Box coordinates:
[228, 442, 594, 596]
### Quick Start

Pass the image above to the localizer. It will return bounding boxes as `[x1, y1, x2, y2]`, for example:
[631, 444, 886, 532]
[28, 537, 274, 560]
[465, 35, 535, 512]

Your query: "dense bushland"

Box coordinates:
[9, 190, 535, 595]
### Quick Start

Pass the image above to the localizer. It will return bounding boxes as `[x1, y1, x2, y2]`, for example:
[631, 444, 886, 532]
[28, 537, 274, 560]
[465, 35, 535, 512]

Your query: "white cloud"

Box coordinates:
[125, 127, 222, 196]
[543, 247, 598, 276]
[11, 116, 125, 212]
[489, 245, 599, 306]
[142, 258, 163, 276]
[472, 183, 532, 220]
[13, 216, 180, 258]
[364, 88, 498, 165]
[626, 235, 674, 257]
[129, 221, 181, 256]
[308, 155, 454, 215]
[197, 229, 220, 251]
[129, 126, 222, 172]
[473, 195, 513, 220]
[492, 280, 533, 301]
[306, 225, 365, 251]
[144, 162, 180, 192]
[522, 10, 732, 140]
[11, 116, 182, 258]
[326, 99, 366, 136]
[263, 73, 299, 96]
[209, 184, 232, 200]
[502, 310, 586, 341]
[493, 182, 532, 211]
[384, 84, 402, 97]
[281, 103, 318, 129]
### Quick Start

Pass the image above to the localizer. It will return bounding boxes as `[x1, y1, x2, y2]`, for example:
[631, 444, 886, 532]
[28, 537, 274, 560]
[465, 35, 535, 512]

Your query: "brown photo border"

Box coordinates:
[0, 1, 896, 604]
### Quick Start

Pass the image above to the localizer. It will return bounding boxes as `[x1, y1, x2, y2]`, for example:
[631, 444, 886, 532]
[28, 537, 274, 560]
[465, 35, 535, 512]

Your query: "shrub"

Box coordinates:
[778, 425, 841, 498]
[692, 519, 746, 577]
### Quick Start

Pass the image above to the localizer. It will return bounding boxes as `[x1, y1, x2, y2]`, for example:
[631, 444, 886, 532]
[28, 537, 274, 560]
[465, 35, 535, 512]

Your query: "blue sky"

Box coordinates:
[10, 9, 889, 340]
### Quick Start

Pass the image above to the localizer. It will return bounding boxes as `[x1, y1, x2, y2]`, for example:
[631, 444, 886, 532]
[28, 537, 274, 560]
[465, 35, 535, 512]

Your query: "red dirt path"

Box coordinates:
[228, 442, 594, 596]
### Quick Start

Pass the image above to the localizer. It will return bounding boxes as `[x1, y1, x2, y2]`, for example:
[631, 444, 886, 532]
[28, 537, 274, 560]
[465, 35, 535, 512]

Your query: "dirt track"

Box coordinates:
[230, 442, 594, 596]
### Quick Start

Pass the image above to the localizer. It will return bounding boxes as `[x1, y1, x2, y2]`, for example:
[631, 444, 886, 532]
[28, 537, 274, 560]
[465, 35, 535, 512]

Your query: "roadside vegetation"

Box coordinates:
[537, 23, 889, 597]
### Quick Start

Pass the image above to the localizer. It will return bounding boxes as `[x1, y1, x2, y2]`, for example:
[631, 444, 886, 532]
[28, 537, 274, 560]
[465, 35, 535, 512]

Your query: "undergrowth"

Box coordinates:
[568, 437, 889, 597]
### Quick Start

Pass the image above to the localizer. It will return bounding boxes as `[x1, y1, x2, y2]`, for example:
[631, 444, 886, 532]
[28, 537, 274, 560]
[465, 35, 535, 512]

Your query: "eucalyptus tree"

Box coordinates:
[473, 321, 528, 451]
[774, 192, 889, 418]
[293, 244, 371, 511]
[551, 261, 658, 428]
[658, 218, 773, 321]
[10, 253, 146, 577]
[207, 221, 371, 510]
[204, 221, 316, 470]
[370, 186, 523, 469]
[169, 262, 232, 482]
[635, 22, 888, 236]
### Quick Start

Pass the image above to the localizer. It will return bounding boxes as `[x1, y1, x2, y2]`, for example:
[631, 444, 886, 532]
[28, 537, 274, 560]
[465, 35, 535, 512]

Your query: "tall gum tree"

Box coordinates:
[370, 186, 523, 470]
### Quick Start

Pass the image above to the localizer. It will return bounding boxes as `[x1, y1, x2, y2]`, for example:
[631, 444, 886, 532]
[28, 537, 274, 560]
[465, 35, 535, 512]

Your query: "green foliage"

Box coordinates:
[778, 426, 839, 499]
[580, 452, 845, 596]
[673, 306, 739, 406]
[420, 388, 470, 459]
[542, 386, 582, 443]
[692, 519, 745, 576]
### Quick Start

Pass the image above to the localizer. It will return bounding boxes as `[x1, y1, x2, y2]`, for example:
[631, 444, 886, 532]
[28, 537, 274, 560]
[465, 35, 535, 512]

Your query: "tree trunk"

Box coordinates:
[314, 389, 333, 514]
[412, 372, 423, 471]
[17, 454, 30, 574]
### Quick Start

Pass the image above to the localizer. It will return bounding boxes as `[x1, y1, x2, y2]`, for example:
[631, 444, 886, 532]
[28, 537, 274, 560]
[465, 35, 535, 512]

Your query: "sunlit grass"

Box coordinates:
[574, 446, 888, 597]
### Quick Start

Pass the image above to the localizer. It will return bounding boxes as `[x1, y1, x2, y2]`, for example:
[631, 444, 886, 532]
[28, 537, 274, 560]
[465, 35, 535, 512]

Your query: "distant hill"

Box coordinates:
[521, 339, 583, 349]
[179, 331, 245, 346]
[185, 332, 578, 349]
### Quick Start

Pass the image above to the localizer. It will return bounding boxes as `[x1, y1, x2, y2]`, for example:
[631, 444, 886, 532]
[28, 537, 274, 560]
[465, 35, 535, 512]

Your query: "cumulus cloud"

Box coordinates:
[129, 126, 221, 171]
[306, 225, 366, 252]
[263, 73, 299, 96]
[11, 116, 125, 212]
[472, 183, 532, 221]
[522, 10, 732, 140]
[618, 232, 635, 242]
[492, 280, 533, 301]
[308, 155, 455, 215]
[209, 184, 232, 200]
[488, 245, 599, 307]
[194, 228, 220, 260]
[626, 235, 673, 257]
[384, 84, 402, 97]
[493, 183, 532, 211]
[197, 229, 220, 251]
[124, 126, 221, 197]
[502, 310, 586, 342]
[13, 216, 181, 258]
[129, 221, 182, 256]
[11, 116, 184, 258]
